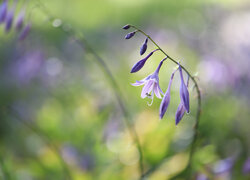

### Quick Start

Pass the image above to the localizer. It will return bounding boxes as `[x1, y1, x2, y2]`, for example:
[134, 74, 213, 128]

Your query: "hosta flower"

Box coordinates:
[15, 10, 25, 31]
[125, 31, 137, 39]
[159, 69, 176, 119]
[18, 23, 31, 41]
[5, 8, 13, 32]
[132, 60, 164, 105]
[179, 65, 190, 113]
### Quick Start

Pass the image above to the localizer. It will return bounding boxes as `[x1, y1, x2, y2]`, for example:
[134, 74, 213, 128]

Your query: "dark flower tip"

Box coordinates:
[125, 31, 136, 39]
[122, 24, 130, 30]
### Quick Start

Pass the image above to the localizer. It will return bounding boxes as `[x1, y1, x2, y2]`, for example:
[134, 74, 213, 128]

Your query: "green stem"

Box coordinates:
[131, 25, 202, 178]
[35, 1, 144, 176]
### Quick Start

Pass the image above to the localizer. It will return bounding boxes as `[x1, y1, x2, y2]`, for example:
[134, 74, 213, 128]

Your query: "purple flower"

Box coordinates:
[125, 31, 136, 39]
[122, 24, 130, 30]
[132, 60, 164, 105]
[18, 23, 31, 41]
[140, 38, 148, 55]
[5, 8, 14, 32]
[15, 10, 25, 31]
[159, 70, 176, 119]
[130, 49, 158, 73]
[0, 0, 8, 23]
[175, 103, 186, 125]
[179, 65, 190, 113]
[213, 157, 234, 175]
[243, 157, 250, 174]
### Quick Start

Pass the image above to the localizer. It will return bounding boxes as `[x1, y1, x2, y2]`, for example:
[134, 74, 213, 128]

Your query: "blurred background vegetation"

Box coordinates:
[0, 0, 250, 179]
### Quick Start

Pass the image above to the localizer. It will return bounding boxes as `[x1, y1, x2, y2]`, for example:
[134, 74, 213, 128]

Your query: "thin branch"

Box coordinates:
[130, 25, 202, 179]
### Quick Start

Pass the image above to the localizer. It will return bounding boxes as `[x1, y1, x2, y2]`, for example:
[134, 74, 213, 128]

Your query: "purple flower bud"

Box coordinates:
[0, 0, 8, 23]
[179, 65, 190, 113]
[122, 24, 130, 30]
[175, 103, 186, 125]
[15, 10, 25, 31]
[125, 31, 136, 39]
[243, 157, 250, 174]
[18, 23, 31, 41]
[5, 9, 14, 32]
[159, 71, 175, 119]
[140, 38, 148, 55]
[130, 51, 154, 73]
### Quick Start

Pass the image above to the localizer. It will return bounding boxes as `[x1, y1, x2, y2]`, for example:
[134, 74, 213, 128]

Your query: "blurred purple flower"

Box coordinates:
[213, 157, 234, 175]
[125, 31, 136, 39]
[243, 157, 250, 174]
[0, 0, 8, 23]
[179, 65, 190, 113]
[130, 49, 158, 73]
[79, 154, 95, 171]
[196, 174, 208, 180]
[140, 38, 148, 55]
[18, 23, 31, 41]
[61, 144, 78, 165]
[132, 60, 164, 105]
[15, 10, 25, 31]
[11, 51, 44, 84]
[5, 8, 14, 32]
[159, 69, 176, 119]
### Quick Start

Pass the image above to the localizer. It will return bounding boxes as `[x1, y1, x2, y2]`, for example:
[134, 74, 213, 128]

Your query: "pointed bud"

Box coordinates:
[18, 23, 31, 41]
[140, 38, 148, 55]
[122, 24, 130, 30]
[5, 9, 14, 32]
[130, 51, 154, 73]
[159, 71, 175, 119]
[175, 103, 186, 125]
[15, 10, 25, 31]
[179, 65, 190, 113]
[125, 31, 136, 39]
[0, 0, 8, 23]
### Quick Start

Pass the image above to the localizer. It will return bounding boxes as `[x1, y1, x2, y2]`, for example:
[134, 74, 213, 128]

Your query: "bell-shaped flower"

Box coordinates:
[179, 65, 190, 113]
[130, 49, 158, 73]
[132, 60, 164, 106]
[159, 70, 176, 119]
[0, 0, 8, 23]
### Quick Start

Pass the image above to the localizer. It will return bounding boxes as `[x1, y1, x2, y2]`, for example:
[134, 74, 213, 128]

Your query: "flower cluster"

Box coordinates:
[0, 0, 31, 40]
[123, 24, 190, 125]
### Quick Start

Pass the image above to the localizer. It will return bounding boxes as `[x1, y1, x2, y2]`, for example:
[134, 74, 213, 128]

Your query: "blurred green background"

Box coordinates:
[0, 0, 250, 179]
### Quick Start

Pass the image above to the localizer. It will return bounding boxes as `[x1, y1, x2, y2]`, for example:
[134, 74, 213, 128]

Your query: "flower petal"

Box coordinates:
[131, 79, 145, 86]
[141, 80, 154, 98]
[159, 90, 170, 119]
[154, 84, 162, 99]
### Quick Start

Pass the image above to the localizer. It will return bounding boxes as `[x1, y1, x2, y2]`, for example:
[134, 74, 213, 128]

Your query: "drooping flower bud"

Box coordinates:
[130, 50, 154, 73]
[15, 10, 25, 31]
[18, 23, 31, 41]
[0, 0, 8, 23]
[140, 38, 148, 55]
[125, 31, 136, 39]
[5, 9, 14, 32]
[175, 103, 186, 125]
[159, 71, 176, 119]
[179, 65, 190, 113]
[122, 24, 130, 30]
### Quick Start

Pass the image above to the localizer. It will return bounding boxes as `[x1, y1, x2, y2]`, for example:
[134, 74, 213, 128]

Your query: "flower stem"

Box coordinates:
[131, 25, 202, 178]
[35, 1, 145, 176]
